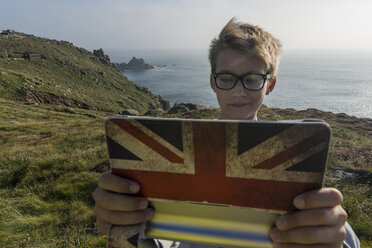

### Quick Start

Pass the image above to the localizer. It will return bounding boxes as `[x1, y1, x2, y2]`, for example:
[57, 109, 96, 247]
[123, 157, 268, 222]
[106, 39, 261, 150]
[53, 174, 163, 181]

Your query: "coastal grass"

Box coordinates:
[0, 99, 371, 247]
[326, 172, 372, 248]
[260, 106, 372, 247]
[0, 98, 108, 247]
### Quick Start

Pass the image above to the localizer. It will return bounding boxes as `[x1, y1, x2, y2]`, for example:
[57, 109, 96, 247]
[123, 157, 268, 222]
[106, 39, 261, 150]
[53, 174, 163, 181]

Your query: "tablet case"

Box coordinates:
[105, 116, 331, 248]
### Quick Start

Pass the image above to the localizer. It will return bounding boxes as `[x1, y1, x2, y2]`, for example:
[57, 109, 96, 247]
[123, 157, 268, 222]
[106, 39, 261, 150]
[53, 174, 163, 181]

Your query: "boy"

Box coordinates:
[93, 18, 359, 248]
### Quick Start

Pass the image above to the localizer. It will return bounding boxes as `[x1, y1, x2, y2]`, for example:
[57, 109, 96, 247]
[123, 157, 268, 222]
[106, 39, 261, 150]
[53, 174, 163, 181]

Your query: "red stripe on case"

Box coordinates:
[253, 129, 328, 170]
[112, 119, 184, 164]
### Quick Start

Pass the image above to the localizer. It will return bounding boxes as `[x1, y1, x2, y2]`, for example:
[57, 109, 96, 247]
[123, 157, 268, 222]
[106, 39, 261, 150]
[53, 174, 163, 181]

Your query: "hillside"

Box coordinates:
[0, 30, 166, 113]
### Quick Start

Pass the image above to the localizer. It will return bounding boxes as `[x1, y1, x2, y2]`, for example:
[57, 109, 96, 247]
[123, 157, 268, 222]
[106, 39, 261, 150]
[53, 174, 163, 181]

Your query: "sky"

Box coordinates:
[1, 0, 372, 53]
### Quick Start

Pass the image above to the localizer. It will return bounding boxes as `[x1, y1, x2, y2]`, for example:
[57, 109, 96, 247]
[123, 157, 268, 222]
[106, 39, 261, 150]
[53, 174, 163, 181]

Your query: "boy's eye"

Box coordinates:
[222, 79, 234, 84]
[220, 76, 234, 82]
[243, 74, 261, 84]
[218, 75, 235, 83]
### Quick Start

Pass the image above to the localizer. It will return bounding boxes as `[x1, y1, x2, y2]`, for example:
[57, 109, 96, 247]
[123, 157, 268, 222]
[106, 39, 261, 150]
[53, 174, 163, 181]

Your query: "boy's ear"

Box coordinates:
[265, 76, 276, 95]
[210, 74, 217, 93]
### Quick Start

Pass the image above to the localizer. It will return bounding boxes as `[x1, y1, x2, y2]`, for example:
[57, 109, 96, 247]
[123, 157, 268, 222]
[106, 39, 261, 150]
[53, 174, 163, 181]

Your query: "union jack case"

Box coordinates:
[105, 116, 331, 248]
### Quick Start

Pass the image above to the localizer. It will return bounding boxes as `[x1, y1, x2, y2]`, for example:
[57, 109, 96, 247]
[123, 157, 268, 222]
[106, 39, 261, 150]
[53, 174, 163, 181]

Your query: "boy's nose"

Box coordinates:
[232, 80, 247, 96]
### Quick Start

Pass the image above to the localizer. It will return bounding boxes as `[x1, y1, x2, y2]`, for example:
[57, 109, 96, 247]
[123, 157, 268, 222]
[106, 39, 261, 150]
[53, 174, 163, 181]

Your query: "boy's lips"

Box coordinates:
[230, 103, 249, 108]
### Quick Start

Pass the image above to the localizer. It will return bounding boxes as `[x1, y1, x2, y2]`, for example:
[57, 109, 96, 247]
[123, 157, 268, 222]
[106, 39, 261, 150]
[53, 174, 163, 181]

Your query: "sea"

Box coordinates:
[108, 49, 372, 119]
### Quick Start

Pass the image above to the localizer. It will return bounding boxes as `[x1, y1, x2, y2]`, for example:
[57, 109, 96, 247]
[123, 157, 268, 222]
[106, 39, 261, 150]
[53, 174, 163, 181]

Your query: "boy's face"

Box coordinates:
[210, 48, 276, 120]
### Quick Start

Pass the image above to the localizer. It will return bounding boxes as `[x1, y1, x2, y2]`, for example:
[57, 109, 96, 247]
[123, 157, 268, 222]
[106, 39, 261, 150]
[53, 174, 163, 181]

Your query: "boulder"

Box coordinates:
[184, 103, 206, 111]
[122, 109, 139, 116]
[159, 98, 170, 111]
[144, 108, 165, 116]
[167, 102, 207, 114]
[144, 109, 156, 116]
[168, 103, 189, 114]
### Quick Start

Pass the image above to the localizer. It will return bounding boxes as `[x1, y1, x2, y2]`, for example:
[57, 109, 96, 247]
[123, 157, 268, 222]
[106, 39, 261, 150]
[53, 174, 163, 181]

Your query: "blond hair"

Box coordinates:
[209, 18, 281, 77]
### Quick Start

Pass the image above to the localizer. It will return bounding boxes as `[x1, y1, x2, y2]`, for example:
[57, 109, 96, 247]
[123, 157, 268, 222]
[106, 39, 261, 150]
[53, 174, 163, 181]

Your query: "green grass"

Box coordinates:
[0, 99, 108, 247]
[0, 99, 371, 247]
[325, 170, 372, 248]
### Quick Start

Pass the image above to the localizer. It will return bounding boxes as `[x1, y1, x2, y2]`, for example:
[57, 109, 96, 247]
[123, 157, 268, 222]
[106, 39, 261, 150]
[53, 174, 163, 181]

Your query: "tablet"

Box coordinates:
[105, 116, 331, 248]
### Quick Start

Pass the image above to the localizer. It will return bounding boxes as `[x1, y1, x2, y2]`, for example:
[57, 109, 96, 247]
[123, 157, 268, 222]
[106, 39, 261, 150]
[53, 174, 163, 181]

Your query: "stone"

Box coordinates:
[122, 109, 139, 116]
[184, 103, 206, 111]
[154, 108, 164, 113]
[168, 103, 189, 114]
[167, 102, 206, 114]
[144, 109, 156, 116]
[159, 99, 170, 111]
[80, 69, 88, 76]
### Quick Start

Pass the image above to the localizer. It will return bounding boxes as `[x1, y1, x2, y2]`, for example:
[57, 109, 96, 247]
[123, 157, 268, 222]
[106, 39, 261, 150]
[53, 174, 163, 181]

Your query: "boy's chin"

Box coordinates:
[222, 110, 257, 120]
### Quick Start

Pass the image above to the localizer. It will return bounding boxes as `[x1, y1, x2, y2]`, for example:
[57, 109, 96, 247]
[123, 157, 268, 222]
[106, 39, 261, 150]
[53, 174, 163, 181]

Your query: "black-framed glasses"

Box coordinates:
[213, 72, 271, 91]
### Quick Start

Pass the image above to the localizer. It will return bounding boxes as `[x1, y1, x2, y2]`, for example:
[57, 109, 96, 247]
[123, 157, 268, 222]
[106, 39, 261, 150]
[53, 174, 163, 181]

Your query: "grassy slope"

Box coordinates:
[0, 99, 370, 247]
[0, 99, 109, 247]
[0, 32, 159, 113]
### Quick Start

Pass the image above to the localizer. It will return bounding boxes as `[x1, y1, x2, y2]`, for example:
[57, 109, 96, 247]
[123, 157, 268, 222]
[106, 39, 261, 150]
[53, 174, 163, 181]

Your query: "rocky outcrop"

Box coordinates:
[133, 84, 170, 112]
[92, 48, 115, 67]
[159, 98, 170, 111]
[116, 57, 154, 71]
[168, 103, 188, 114]
[167, 102, 206, 114]
[142, 102, 207, 116]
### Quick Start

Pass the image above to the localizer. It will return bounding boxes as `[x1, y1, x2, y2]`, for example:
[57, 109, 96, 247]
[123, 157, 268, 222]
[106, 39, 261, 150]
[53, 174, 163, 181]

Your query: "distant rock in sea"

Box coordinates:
[116, 57, 154, 71]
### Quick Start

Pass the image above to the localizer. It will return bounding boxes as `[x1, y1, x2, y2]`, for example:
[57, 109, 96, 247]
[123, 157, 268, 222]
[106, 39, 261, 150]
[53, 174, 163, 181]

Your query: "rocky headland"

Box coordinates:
[0, 31, 163, 113]
[115, 57, 154, 71]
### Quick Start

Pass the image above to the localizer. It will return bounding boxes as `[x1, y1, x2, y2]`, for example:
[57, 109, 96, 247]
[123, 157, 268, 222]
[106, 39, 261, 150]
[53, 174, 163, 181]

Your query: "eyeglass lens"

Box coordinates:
[216, 74, 265, 90]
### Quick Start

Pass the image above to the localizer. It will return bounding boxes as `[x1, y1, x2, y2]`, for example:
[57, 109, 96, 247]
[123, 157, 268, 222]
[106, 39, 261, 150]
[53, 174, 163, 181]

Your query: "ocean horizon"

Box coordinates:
[107, 49, 372, 119]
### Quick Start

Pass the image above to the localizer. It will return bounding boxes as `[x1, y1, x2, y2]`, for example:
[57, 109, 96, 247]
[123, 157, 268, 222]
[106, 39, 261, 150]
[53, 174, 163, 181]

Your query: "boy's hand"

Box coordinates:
[93, 171, 154, 234]
[270, 188, 348, 248]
